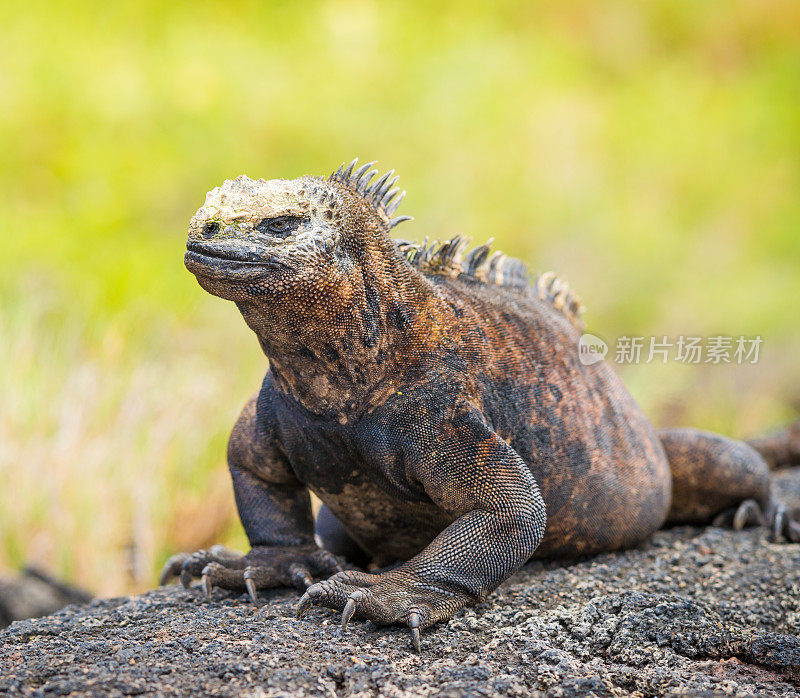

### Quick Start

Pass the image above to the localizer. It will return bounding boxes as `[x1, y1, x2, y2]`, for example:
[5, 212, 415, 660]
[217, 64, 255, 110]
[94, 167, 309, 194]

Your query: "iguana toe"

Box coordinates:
[294, 568, 467, 652]
[766, 501, 800, 543]
[734, 499, 764, 530]
[170, 548, 245, 589]
[713, 498, 800, 543]
[160, 544, 347, 604]
[159, 552, 191, 586]
[713, 498, 764, 530]
[408, 608, 422, 653]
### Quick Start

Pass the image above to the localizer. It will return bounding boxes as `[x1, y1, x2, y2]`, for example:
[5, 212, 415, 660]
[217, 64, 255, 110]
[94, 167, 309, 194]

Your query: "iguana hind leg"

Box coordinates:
[660, 427, 800, 542]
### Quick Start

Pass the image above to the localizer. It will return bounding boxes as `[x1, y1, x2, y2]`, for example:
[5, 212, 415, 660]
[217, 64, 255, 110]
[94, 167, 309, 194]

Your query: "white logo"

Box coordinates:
[578, 333, 608, 366]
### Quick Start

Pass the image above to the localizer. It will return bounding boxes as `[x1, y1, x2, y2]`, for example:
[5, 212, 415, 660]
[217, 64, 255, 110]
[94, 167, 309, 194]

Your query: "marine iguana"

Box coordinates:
[162, 159, 800, 652]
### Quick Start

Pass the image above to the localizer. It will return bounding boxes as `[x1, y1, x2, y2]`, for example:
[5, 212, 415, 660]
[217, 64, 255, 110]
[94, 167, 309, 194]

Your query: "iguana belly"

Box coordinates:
[277, 414, 456, 567]
[310, 482, 455, 567]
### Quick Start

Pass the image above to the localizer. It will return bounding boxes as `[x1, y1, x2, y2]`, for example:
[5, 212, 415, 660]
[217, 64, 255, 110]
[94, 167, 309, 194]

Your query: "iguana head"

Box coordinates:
[185, 160, 426, 412]
[185, 159, 411, 302]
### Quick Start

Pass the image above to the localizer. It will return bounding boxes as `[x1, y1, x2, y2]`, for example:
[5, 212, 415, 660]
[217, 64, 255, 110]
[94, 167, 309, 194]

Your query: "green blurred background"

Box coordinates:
[1, 0, 799, 596]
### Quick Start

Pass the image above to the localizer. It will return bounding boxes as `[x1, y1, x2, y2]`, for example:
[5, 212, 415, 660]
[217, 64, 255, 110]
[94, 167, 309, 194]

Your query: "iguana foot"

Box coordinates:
[295, 569, 470, 653]
[712, 498, 763, 531]
[764, 500, 800, 543]
[712, 498, 800, 543]
[159, 544, 346, 604]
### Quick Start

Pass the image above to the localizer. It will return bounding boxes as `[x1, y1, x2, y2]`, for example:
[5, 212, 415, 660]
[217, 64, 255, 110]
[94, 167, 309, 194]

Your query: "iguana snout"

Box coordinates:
[184, 174, 337, 297]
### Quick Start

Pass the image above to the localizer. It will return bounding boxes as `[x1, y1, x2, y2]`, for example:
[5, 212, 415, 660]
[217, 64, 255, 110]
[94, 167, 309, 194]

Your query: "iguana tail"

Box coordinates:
[659, 423, 800, 541]
[746, 418, 800, 470]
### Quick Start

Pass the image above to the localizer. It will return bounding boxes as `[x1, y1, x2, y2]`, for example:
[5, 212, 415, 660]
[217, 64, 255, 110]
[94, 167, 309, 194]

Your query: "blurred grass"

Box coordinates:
[1, 0, 799, 595]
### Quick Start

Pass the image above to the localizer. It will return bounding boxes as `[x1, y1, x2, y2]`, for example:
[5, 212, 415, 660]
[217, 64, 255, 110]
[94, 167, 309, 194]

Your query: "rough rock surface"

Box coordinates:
[2, 469, 799, 697]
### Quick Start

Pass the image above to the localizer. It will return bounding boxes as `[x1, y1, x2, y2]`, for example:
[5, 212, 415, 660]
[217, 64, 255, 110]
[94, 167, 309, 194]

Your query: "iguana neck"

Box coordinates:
[235, 246, 451, 417]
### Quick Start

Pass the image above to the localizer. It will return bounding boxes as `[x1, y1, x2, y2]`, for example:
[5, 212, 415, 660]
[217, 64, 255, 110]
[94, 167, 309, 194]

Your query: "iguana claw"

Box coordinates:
[733, 499, 763, 530]
[408, 609, 422, 653]
[180, 568, 195, 589]
[159, 552, 190, 586]
[340, 590, 363, 631]
[295, 591, 313, 619]
[244, 575, 259, 605]
[159, 544, 346, 601]
[714, 498, 800, 543]
[767, 501, 800, 543]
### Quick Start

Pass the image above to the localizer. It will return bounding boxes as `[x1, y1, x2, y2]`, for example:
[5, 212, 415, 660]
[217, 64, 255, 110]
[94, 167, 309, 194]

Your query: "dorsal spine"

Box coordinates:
[396, 237, 585, 330]
[329, 158, 412, 230]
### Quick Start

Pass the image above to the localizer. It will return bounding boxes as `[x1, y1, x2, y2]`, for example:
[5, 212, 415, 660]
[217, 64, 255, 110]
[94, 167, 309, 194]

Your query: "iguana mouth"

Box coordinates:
[185, 241, 294, 279]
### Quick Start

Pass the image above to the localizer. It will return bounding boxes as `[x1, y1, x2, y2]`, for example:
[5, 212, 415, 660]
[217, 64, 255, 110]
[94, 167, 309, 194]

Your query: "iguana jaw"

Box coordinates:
[185, 240, 295, 282]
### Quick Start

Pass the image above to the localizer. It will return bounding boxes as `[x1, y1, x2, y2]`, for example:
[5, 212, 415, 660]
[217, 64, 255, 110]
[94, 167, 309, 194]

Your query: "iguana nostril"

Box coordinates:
[202, 222, 220, 238]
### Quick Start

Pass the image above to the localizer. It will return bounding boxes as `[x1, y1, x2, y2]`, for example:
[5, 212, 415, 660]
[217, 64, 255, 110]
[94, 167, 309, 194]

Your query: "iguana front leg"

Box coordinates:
[160, 391, 345, 601]
[296, 409, 547, 651]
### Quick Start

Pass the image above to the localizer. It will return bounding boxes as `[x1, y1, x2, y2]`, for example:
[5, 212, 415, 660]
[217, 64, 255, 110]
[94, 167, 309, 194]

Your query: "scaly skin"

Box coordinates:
[161, 159, 800, 652]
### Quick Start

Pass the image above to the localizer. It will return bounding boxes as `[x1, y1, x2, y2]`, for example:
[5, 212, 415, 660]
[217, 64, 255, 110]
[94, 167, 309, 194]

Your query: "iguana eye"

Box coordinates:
[255, 216, 304, 237]
[202, 222, 220, 238]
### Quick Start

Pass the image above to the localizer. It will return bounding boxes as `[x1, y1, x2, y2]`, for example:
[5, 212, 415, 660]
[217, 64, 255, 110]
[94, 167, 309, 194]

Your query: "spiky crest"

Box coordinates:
[329, 158, 413, 230]
[533, 270, 585, 330]
[329, 160, 584, 329]
[396, 237, 585, 331]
